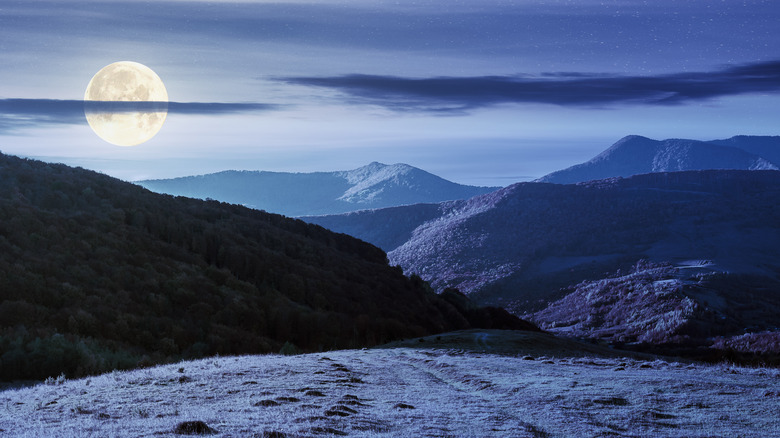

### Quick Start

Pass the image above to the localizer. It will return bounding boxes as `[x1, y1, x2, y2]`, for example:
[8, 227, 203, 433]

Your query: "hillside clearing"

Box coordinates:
[2, 334, 778, 437]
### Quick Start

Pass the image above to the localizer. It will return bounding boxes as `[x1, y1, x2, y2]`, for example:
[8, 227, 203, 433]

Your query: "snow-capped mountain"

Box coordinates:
[136, 162, 498, 217]
[537, 135, 779, 184]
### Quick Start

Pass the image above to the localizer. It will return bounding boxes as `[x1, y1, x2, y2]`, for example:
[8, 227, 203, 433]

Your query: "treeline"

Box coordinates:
[0, 154, 531, 381]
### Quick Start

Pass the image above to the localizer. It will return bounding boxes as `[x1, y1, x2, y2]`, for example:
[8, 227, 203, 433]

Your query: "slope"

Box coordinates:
[0, 153, 529, 382]
[530, 261, 780, 359]
[709, 135, 780, 167]
[311, 171, 780, 356]
[137, 162, 498, 217]
[310, 170, 780, 306]
[2, 346, 779, 437]
[304, 202, 449, 252]
[388, 171, 780, 308]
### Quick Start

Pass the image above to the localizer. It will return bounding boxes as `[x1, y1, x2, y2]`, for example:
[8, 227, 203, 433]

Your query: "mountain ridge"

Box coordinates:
[537, 135, 779, 184]
[392, 170, 780, 296]
[307, 170, 780, 300]
[305, 170, 780, 353]
[137, 162, 499, 217]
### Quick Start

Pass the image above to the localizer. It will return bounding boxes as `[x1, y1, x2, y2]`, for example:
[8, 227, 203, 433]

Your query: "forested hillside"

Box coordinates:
[0, 153, 531, 381]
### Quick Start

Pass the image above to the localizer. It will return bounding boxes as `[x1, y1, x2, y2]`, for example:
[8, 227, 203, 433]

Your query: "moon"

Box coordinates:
[84, 61, 168, 146]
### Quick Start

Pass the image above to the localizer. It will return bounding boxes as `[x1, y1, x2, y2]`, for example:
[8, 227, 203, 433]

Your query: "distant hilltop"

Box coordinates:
[537, 135, 780, 184]
[137, 162, 498, 217]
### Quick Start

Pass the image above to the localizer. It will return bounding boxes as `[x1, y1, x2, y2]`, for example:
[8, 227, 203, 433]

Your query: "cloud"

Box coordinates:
[0, 99, 279, 133]
[166, 102, 278, 114]
[280, 60, 780, 112]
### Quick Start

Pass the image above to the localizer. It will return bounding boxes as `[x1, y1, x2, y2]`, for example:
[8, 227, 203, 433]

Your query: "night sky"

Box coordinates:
[1, 0, 779, 186]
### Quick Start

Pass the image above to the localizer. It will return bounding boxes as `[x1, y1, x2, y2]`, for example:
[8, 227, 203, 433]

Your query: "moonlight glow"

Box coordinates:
[84, 61, 168, 146]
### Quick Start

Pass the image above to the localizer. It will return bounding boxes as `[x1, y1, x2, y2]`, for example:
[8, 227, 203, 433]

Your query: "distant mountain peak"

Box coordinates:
[589, 135, 657, 162]
[138, 162, 498, 217]
[538, 135, 779, 184]
[338, 162, 414, 185]
[612, 134, 653, 145]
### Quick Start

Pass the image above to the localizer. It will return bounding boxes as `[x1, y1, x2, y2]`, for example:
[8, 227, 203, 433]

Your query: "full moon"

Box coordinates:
[84, 61, 168, 146]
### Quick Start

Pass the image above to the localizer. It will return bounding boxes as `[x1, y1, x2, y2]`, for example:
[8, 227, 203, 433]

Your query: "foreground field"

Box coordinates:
[1, 331, 778, 437]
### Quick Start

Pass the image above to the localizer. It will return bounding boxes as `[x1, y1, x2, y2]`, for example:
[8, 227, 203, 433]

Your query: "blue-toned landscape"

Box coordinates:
[2, 1, 780, 436]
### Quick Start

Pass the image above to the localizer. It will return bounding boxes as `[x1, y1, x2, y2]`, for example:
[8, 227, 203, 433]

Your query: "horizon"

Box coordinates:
[2, 1, 780, 186]
[2, 133, 778, 188]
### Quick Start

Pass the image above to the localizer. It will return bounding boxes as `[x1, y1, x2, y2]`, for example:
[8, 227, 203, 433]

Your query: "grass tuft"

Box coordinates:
[173, 420, 219, 435]
[593, 396, 630, 406]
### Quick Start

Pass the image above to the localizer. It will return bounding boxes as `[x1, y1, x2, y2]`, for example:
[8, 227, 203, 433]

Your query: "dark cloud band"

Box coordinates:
[281, 60, 780, 112]
[0, 99, 278, 132]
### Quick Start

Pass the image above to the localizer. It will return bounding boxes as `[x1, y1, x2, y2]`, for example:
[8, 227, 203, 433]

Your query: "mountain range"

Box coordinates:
[133, 134, 780, 357]
[0, 152, 531, 381]
[137, 162, 498, 217]
[5, 133, 780, 381]
[306, 170, 780, 355]
[536, 135, 780, 184]
[309, 170, 780, 296]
